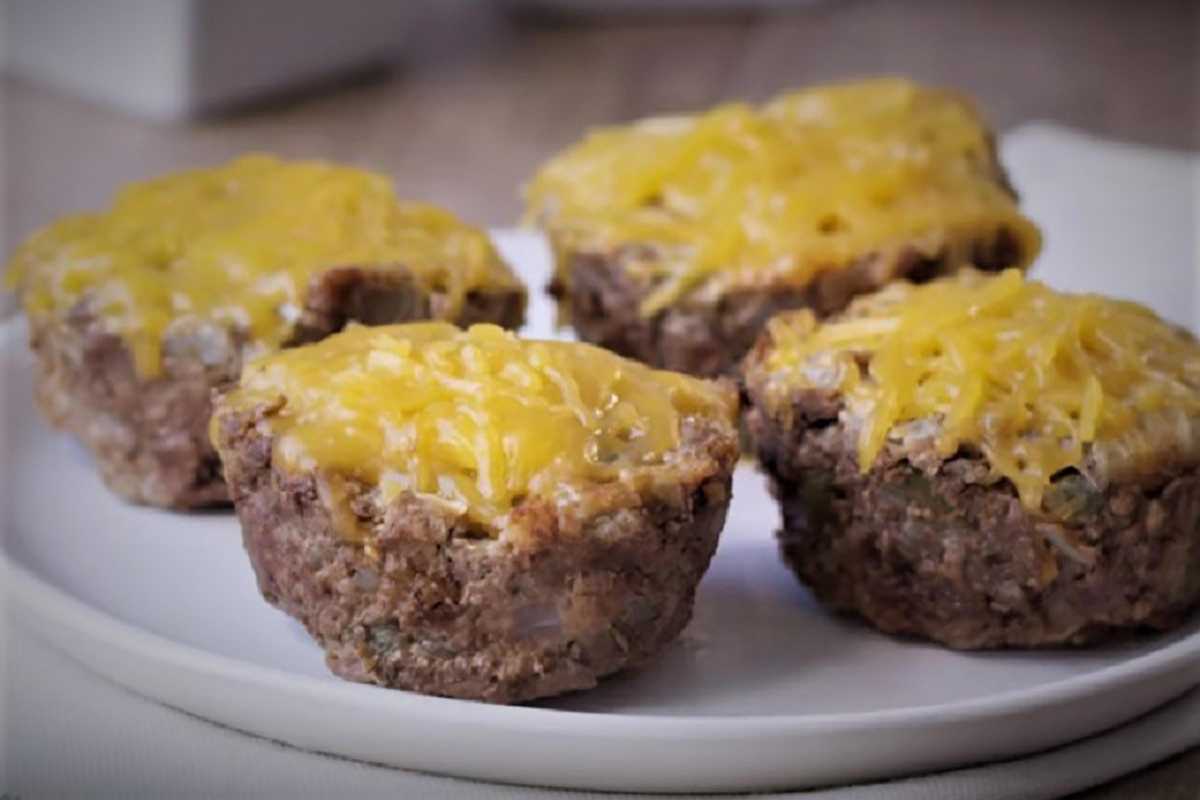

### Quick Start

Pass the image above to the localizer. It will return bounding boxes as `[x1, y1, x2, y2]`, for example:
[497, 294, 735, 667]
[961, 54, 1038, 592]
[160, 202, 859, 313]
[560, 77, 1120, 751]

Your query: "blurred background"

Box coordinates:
[2, 0, 1196, 259]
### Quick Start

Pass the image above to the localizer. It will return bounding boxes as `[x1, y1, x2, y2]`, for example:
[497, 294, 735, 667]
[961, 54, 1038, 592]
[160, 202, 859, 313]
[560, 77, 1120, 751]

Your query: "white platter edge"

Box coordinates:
[8, 556, 1200, 794]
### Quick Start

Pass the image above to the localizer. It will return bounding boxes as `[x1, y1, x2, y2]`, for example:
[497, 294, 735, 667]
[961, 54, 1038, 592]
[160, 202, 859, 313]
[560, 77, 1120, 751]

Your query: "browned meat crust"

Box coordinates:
[549, 229, 1024, 378]
[214, 412, 738, 703]
[742, 358, 1200, 649]
[29, 267, 526, 509]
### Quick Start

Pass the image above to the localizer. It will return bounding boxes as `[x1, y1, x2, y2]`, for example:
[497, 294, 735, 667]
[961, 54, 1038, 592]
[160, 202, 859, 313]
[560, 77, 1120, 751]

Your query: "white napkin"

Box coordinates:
[1000, 123, 1198, 332]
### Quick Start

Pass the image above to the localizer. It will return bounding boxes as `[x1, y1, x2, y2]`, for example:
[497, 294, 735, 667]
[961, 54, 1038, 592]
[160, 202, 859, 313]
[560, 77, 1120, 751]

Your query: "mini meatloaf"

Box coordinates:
[743, 269, 1200, 648]
[211, 322, 739, 703]
[5, 155, 526, 509]
[526, 77, 1042, 377]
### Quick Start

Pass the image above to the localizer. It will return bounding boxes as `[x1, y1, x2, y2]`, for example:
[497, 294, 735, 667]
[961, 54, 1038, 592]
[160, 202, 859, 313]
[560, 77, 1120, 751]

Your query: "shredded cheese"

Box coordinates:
[6, 155, 522, 376]
[214, 323, 737, 536]
[527, 78, 1041, 315]
[763, 269, 1200, 508]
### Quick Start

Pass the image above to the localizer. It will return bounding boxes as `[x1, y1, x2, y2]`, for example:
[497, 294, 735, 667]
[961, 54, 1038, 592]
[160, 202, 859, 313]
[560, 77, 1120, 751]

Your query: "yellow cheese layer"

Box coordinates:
[215, 323, 737, 536]
[527, 78, 1041, 315]
[763, 269, 1200, 508]
[6, 155, 521, 376]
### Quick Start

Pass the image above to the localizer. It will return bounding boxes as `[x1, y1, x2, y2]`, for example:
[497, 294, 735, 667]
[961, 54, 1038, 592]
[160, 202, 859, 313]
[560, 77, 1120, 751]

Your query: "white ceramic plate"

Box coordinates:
[4, 128, 1200, 794]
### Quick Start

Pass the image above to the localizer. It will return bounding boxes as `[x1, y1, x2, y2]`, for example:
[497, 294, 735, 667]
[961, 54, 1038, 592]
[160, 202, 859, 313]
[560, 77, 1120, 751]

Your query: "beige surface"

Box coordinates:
[2, 1, 1197, 796]
[4, 0, 1198, 250]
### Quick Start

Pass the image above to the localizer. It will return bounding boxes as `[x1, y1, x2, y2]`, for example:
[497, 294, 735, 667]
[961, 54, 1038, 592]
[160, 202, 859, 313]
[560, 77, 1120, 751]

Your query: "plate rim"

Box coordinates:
[4, 308, 1200, 741]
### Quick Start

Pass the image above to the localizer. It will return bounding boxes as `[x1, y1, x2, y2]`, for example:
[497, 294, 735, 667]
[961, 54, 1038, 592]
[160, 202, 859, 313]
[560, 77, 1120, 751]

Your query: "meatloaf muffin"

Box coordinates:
[743, 269, 1200, 648]
[5, 155, 526, 508]
[526, 77, 1042, 377]
[211, 322, 739, 702]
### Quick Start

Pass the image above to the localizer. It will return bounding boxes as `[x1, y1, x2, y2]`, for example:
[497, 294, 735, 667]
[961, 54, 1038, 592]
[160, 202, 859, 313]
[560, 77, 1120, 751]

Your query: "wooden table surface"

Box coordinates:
[2, 0, 1197, 797]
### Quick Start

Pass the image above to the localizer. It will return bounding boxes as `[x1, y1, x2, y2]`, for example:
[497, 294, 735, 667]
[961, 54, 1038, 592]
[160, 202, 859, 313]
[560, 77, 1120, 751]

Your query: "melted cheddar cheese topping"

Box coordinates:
[6, 155, 520, 376]
[763, 269, 1200, 508]
[215, 323, 737, 536]
[527, 78, 1041, 315]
